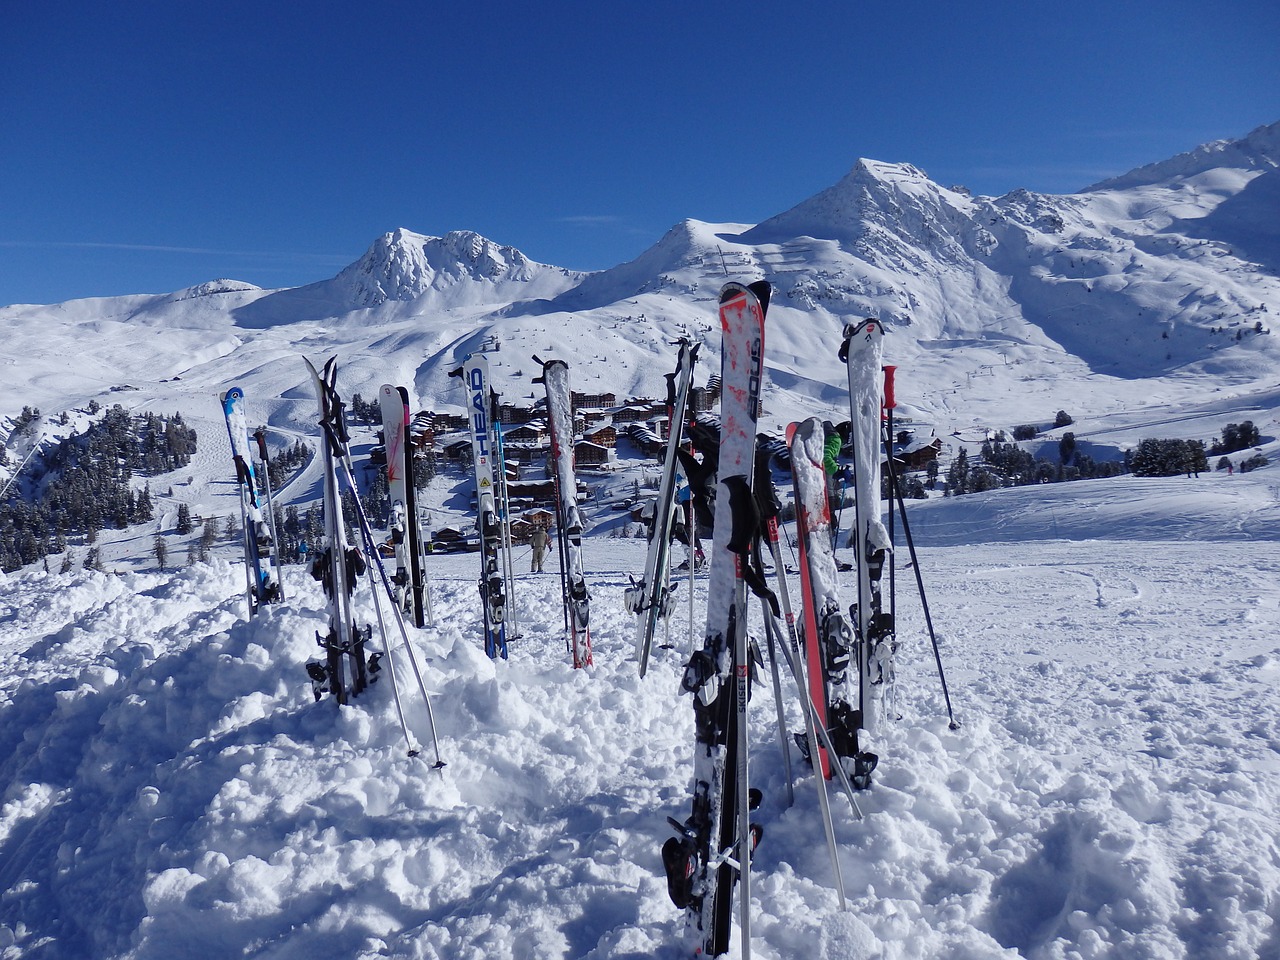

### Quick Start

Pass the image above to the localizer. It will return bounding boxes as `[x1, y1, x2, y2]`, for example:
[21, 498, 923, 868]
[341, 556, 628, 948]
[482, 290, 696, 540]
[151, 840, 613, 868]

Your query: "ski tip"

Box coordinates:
[748, 279, 772, 313]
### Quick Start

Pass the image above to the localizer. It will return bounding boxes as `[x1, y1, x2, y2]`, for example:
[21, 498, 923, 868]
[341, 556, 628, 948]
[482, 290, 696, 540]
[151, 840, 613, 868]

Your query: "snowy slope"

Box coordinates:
[2, 473, 1279, 958]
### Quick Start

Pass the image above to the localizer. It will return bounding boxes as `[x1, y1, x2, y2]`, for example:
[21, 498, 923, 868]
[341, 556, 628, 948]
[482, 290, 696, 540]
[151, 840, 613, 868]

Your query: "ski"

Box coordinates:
[451, 354, 508, 659]
[303, 357, 374, 705]
[664, 280, 769, 959]
[626, 339, 700, 676]
[252, 427, 286, 601]
[310, 362, 445, 764]
[492, 416, 521, 639]
[219, 386, 280, 616]
[378, 384, 430, 628]
[840, 319, 894, 734]
[789, 417, 878, 788]
[534, 355, 592, 668]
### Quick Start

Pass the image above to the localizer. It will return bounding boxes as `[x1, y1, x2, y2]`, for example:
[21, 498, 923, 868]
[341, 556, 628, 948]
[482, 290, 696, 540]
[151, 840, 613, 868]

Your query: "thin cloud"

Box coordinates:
[555, 215, 623, 226]
[0, 239, 350, 264]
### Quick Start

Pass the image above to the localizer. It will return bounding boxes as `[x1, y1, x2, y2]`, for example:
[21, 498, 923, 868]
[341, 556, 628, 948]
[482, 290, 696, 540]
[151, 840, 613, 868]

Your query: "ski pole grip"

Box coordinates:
[882, 365, 897, 411]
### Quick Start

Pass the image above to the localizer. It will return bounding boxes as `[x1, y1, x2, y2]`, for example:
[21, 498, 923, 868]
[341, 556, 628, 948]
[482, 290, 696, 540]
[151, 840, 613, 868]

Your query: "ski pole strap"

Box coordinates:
[752, 444, 780, 521]
[722, 475, 758, 555]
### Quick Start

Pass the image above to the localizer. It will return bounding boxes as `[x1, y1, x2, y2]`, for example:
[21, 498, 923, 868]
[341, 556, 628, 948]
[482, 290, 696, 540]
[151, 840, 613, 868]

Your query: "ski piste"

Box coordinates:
[220, 386, 280, 616]
[626, 339, 700, 676]
[303, 357, 375, 705]
[450, 353, 507, 659]
[789, 417, 878, 789]
[378, 384, 430, 629]
[664, 280, 769, 959]
[534, 356, 592, 669]
[840, 319, 894, 733]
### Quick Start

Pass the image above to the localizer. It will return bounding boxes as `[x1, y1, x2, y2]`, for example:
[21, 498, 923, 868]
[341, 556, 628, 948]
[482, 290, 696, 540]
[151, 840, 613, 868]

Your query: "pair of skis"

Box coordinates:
[786, 319, 891, 786]
[452, 354, 511, 659]
[377, 384, 432, 629]
[534, 356, 592, 668]
[220, 386, 284, 616]
[664, 281, 769, 960]
[304, 357, 444, 764]
[626, 339, 700, 675]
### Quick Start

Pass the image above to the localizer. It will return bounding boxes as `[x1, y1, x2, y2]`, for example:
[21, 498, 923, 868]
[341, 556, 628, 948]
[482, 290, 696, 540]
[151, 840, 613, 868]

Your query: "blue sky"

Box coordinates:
[2, 0, 1277, 306]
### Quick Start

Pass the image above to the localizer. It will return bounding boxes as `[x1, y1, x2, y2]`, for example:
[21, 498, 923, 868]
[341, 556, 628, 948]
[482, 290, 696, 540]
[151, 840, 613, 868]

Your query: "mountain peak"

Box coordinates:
[1084, 119, 1280, 192]
[741, 158, 963, 248]
[331, 228, 579, 307]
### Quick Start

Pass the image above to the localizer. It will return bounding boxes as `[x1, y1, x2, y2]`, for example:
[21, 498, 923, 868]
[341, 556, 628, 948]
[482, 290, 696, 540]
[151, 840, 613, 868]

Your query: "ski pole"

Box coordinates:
[254, 427, 286, 601]
[321, 399, 447, 768]
[882, 424, 958, 730]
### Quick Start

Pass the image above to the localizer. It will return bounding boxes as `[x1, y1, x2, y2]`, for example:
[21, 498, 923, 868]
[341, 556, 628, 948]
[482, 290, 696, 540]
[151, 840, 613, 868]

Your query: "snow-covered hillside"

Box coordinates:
[2, 472, 1279, 959]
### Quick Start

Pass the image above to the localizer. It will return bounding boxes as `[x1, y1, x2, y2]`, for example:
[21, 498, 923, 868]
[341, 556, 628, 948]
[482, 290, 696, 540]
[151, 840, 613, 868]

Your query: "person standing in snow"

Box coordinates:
[529, 524, 549, 573]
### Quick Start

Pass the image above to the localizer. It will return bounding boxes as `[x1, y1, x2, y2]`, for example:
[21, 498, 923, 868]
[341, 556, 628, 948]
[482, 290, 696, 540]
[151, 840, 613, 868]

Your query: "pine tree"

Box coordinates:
[946, 448, 970, 495]
[153, 535, 168, 571]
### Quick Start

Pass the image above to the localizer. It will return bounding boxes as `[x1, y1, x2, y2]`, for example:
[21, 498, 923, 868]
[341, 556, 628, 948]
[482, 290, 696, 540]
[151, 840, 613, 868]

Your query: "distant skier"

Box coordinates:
[530, 524, 548, 573]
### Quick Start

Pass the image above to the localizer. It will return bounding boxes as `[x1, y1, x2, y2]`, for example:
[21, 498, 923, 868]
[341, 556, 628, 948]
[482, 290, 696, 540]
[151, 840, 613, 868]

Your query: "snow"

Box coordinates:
[3, 476, 1279, 958]
[2, 121, 1280, 958]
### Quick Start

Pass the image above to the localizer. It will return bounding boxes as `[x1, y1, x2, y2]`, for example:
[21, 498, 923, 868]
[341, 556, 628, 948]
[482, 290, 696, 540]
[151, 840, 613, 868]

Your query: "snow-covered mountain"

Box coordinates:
[3, 121, 1279, 512]
[325, 228, 586, 308]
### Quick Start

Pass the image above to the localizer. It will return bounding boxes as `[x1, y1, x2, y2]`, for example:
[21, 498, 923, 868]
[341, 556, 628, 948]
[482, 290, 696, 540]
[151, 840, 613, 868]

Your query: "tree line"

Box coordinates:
[0, 405, 196, 572]
[943, 420, 1267, 495]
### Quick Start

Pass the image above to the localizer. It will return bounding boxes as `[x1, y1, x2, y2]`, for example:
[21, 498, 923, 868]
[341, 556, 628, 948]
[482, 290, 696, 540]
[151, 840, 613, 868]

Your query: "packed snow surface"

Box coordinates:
[3, 472, 1279, 959]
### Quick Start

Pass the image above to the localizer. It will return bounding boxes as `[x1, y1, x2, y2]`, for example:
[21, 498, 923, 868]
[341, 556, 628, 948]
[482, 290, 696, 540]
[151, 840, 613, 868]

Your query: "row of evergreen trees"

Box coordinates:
[0, 406, 196, 572]
[943, 419, 1267, 494]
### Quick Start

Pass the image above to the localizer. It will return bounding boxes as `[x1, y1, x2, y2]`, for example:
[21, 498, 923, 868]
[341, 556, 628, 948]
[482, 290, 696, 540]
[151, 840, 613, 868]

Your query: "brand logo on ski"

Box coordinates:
[470, 369, 490, 459]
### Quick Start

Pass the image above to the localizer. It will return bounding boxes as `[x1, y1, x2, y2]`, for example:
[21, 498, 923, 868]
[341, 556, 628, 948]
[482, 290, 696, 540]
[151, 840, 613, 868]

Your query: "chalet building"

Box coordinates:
[432, 412, 469, 431]
[506, 479, 560, 507]
[441, 438, 472, 464]
[430, 526, 476, 553]
[409, 421, 435, 453]
[573, 440, 611, 468]
[627, 423, 665, 458]
[689, 386, 715, 414]
[705, 375, 722, 404]
[497, 402, 534, 425]
[895, 437, 943, 471]
[610, 404, 654, 425]
[500, 443, 548, 466]
[583, 424, 617, 448]
[503, 422, 546, 444]
[572, 390, 617, 409]
[522, 508, 555, 528]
